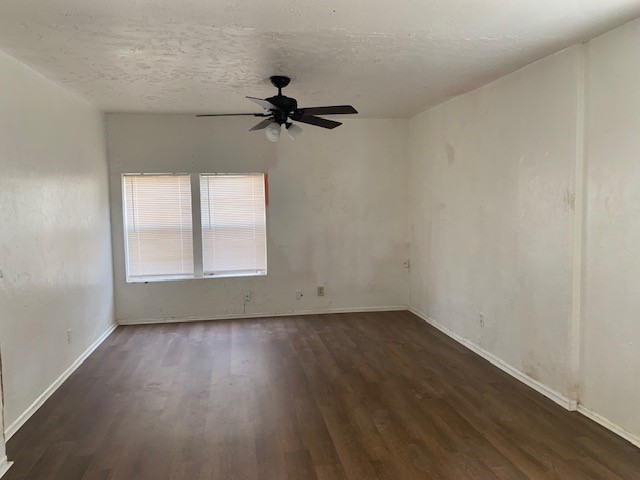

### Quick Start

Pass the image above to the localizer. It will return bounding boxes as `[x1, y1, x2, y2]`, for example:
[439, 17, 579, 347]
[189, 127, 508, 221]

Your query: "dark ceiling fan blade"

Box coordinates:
[249, 118, 275, 131]
[297, 105, 358, 116]
[196, 113, 268, 117]
[246, 96, 280, 111]
[295, 115, 342, 129]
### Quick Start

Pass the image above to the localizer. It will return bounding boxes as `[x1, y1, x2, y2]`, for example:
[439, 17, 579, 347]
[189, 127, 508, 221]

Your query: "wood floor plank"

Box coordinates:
[4, 311, 640, 479]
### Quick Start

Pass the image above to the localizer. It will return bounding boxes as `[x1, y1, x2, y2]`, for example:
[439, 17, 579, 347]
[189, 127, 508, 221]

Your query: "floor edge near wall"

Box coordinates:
[0, 456, 13, 478]
[116, 305, 409, 325]
[408, 307, 640, 449]
[4, 323, 118, 441]
[577, 405, 640, 448]
[6, 308, 639, 451]
[408, 308, 577, 411]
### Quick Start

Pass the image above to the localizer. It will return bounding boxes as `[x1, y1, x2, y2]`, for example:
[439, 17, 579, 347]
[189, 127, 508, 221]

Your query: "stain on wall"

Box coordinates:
[409, 46, 581, 400]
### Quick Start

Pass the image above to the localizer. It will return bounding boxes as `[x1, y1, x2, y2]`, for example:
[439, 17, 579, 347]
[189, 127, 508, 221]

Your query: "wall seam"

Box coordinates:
[569, 42, 587, 405]
[406, 118, 414, 309]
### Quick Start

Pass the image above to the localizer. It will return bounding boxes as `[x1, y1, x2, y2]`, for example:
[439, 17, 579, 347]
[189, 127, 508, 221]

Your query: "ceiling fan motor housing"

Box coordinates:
[266, 95, 298, 124]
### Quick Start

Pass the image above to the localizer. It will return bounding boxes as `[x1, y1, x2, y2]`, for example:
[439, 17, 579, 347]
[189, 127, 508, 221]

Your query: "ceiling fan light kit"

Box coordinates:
[197, 76, 358, 142]
[286, 123, 303, 141]
[265, 122, 281, 142]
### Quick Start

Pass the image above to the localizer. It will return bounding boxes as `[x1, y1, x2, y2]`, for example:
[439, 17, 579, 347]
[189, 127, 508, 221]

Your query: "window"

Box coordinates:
[122, 173, 267, 282]
[200, 174, 267, 277]
[122, 174, 194, 280]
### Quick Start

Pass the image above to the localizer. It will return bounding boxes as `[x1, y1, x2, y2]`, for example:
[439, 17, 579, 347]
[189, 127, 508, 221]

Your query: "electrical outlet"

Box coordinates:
[479, 312, 485, 327]
[243, 290, 252, 302]
[66, 329, 72, 344]
[317, 286, 325, 297]
[296, 290, 303, 300]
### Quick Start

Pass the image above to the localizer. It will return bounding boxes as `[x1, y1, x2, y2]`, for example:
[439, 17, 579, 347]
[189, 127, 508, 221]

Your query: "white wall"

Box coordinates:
[409, 46, 582, 400]
[581, 18, 640, 440]
[107, 114, 409, 323]
[0, 51, 114, 435]
[408, 16, 640, 444]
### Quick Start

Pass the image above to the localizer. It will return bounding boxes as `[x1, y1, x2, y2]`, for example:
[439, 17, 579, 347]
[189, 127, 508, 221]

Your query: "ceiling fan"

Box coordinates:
[197, 76, 358, 142]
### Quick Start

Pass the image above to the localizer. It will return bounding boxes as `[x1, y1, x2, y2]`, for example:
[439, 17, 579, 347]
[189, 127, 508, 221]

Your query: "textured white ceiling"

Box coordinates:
[1, 0, 639, 117]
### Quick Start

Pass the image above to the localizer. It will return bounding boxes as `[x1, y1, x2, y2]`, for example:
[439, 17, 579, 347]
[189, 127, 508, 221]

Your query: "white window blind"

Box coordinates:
[200, 174, 267, 276]
[122, 174, 194, 280]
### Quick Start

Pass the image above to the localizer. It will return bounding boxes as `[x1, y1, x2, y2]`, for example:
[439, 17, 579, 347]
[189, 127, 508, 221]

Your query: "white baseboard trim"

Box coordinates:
[0, 457, 13, 478]
[408, 308, 578, 411]
[4, 322, 118, 441]
[577, 404, 640, 448]
[117, 306, 408, 325]
[409, 308, 640, 449]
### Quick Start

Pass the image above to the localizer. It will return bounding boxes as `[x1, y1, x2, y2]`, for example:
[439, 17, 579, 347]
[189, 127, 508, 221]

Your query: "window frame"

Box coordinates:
[199, 173, 268, 279]
[121, 172, 268, 283]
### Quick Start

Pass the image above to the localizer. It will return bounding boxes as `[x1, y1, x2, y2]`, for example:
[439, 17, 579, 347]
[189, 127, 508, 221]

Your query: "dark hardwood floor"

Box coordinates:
[4, 311, 640, 479]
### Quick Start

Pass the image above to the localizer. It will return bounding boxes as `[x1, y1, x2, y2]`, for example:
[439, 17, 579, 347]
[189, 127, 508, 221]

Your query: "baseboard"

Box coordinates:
[117, 306, 408, 325]
[408, 308, 578, 411]
[0, 457, 13, 478]
[4, 322, 118, 441]
[577, 405, 640, 448]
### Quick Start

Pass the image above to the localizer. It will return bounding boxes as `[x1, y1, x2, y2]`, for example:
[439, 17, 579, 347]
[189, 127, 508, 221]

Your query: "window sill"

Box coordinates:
[126, 272, 267, 283]
[204, 271, 267, 279]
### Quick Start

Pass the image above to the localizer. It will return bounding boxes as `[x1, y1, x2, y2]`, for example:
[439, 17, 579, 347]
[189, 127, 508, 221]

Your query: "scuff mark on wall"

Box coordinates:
[445, 143, 456, 164]
[563, 188, 576, 211]
[522, 360, 541, 383]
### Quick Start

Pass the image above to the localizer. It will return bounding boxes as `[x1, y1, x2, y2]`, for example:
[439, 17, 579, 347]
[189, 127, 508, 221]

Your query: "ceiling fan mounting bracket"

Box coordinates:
[270, 75, 291, 92]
